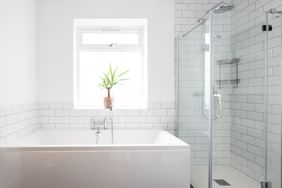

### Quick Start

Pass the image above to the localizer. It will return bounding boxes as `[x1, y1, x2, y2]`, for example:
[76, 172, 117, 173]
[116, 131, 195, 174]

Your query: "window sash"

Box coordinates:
[78, 27, 144, 50]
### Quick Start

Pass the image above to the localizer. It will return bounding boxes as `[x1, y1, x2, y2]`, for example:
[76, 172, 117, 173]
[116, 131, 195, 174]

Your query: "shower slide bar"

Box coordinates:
[181, 1, 234, 38]
[181, 18, 205, 38]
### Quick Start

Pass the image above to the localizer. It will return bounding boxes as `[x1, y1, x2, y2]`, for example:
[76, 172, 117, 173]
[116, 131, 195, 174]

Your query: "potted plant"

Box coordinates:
[99, 64, 129, 109]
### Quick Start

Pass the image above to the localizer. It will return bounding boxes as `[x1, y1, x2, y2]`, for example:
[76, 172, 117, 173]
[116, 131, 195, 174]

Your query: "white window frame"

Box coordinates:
[73, 19, 148, 109]
[79, 27, 143, 50]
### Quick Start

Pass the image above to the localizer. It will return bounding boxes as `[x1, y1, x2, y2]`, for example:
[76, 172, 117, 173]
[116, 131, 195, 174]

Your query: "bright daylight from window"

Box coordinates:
[74, 19, 148, 109]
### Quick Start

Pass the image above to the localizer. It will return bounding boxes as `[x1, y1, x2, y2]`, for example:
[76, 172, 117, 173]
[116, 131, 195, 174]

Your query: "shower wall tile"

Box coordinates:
[0, 104, 38, 145]
[230, 0, 282, 185]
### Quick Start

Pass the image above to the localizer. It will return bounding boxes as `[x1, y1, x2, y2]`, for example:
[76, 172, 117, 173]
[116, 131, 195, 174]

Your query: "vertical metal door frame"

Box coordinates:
[281, 13, 282, 188]
[208, 12, 214, 188]
[264, 11, 270, 184]
[175, 35, 180, 138]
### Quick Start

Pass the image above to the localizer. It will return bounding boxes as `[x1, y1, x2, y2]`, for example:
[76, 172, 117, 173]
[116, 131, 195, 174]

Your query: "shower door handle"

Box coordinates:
[214, 93, 223, 118]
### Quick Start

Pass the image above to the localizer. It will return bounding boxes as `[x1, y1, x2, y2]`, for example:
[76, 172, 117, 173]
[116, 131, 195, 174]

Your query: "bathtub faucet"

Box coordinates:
[90, 118, 107, 130]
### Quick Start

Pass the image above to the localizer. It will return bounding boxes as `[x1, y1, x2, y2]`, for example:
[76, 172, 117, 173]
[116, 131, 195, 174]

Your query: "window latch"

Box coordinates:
[108, 43, 116, 47]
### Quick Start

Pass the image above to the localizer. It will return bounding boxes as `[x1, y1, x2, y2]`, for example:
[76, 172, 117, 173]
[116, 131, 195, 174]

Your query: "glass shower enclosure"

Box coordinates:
[176, 2, 282, 188]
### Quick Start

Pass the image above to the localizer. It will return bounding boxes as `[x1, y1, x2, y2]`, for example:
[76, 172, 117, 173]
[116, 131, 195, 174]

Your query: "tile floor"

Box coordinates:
[191, 165, 260, 188]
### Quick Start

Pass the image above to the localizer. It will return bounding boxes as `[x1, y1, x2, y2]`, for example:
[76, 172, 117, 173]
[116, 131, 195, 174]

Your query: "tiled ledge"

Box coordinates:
[0, 102, 177, 145]
[38, 102, 176, 133]
[0, 103, 38, 145]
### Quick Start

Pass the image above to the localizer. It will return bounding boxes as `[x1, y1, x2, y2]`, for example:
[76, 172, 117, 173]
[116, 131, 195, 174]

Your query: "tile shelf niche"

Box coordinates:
[216, 58, 240, 89]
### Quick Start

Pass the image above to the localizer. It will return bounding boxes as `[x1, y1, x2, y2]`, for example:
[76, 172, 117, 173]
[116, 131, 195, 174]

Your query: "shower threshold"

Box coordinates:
[191, 165, 260, 188]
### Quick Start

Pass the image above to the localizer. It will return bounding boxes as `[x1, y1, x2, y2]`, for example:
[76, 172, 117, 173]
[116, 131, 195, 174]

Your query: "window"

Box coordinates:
[73, 19, 148, 109]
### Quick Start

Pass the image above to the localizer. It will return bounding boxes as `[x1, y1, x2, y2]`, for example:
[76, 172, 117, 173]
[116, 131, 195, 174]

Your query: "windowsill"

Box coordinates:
[73, 105, 148, 110]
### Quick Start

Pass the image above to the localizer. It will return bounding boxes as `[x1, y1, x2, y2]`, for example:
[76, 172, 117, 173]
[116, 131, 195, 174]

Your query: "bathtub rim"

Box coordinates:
[0, 144, 190, 152]
[0, 129, 190, 151]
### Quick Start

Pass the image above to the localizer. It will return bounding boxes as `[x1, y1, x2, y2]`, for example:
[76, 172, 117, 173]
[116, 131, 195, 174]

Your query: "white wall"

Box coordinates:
[37, 0, 175, 104]
[0, 0, 37, 107]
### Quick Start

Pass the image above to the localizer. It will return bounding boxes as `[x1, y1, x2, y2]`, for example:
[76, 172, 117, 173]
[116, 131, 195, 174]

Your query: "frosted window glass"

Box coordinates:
[77, 51, 146, 109]
[82, 32, 140, 45]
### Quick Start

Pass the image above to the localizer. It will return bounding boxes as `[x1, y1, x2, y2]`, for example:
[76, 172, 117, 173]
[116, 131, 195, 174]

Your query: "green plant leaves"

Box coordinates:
[98, 64, 129, 90]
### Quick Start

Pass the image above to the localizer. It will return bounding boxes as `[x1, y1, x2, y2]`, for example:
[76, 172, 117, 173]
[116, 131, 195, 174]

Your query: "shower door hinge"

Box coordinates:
[262, 25, 273, 31]
[261, 181, 272, 188]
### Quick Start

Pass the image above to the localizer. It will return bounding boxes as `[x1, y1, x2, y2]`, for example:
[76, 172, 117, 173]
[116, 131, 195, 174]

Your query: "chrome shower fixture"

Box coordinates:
[268, 9, 282, 14]
[182, 1, 235, 37]
[214, 2, 235, 14]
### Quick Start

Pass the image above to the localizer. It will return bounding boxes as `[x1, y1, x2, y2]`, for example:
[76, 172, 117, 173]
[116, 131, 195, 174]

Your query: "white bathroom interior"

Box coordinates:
[0, 0, 281, 188]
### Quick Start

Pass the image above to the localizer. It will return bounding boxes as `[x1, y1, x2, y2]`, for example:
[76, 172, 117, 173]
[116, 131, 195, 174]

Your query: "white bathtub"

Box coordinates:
[0, 129, 190, 188]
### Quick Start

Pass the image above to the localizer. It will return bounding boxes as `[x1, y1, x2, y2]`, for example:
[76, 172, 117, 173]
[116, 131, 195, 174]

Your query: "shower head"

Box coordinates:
[214, 2, 235, 14]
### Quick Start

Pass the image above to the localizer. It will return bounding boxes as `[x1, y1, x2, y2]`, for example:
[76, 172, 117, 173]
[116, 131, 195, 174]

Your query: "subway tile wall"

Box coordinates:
[0, 102, 176, 145]
[229, 0, 268, 182]
[0, 104, 38, 145]
[38, 102, 176, 134]
[230, 0, 282, 186]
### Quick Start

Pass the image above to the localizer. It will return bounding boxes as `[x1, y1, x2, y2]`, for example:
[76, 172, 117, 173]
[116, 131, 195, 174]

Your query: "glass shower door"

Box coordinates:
[176, 17, 212, 188]
[210, 7, 273, 188]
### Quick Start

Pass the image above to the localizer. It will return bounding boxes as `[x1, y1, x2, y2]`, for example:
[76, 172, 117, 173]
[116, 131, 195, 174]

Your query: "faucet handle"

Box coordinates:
[90, 118, 95, 129]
